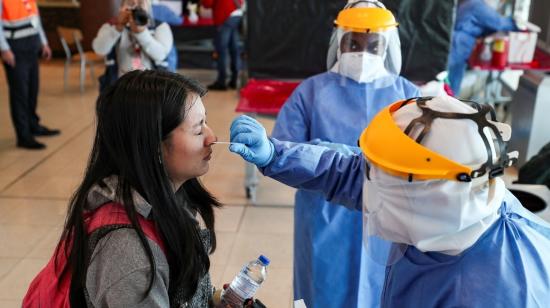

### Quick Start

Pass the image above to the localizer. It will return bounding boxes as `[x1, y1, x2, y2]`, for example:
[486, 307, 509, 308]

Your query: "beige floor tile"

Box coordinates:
[215, 205, 245, 232]
[0, 225, 54, 258]
[0, 300, 22, 308]
[0, 258, 20, 279]
[253, 176, 296, 207]
[0, 258, 49, 301]
[210, 231, 237, 268]
[226, 232, 293, 269]
[240, 206, 294, 234]
[209, 264, 226, 288]
[2, 175, 82, 199]
[27, 227, 63, 259]
[0, 198, 67, 227]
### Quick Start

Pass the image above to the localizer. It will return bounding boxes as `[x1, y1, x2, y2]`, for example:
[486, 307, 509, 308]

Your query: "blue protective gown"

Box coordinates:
[271, 72, 419, 308]
[447, 0, 517, 94]
[261, 140, 550, 307]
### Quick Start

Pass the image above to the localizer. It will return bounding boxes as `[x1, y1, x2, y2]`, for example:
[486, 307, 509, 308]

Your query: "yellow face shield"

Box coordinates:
[334, 7, 398, 33]
[359, 98, 518, 182]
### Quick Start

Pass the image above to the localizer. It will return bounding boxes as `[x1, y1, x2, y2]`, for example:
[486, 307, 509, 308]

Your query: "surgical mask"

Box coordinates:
[336, 52, 388, 83]
[363, 166, 505, 255]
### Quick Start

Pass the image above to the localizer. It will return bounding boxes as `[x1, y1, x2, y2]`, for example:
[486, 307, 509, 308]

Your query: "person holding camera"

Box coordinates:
[92, 0, 173, 79]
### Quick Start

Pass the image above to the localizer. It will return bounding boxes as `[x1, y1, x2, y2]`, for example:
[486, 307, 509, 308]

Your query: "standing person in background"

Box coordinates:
[271, 2, 419, 307]
[92, 0, 173, 79]
[0, 0, 60, 150]
[447, 0, 519, 96]
[202, 0, 242, 91]
[151, 0, 183, 72]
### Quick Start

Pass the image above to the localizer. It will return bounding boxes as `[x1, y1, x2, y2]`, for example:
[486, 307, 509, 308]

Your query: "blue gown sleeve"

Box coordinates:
[471, 2, 518, 34]
[152, 5, 184, 26]
[271, 81, 312, 142]
[260, 138, 365, 211]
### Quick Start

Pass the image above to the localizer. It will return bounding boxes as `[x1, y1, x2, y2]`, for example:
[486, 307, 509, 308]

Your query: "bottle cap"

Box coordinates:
[258, 255, 270, 266]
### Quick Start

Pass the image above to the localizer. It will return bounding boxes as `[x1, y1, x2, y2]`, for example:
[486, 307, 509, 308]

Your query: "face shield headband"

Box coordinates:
[360, 97, 518, 183]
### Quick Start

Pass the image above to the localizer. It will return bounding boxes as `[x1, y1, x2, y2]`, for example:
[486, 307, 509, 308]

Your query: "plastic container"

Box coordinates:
[221, 255, 270, 307]
[491, 34, 509, 68]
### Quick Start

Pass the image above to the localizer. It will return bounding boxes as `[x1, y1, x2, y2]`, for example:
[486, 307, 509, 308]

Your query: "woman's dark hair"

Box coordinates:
[57, 70, 220, 305]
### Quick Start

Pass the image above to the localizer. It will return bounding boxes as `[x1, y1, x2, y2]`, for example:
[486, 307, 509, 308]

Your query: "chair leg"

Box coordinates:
[64, 60, 70, 91]
[80, 59, 86, 93]
[88, 62, 96, 86]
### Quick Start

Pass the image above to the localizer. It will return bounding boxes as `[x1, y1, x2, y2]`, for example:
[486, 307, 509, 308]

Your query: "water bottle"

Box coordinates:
[221, 255, 270, 307]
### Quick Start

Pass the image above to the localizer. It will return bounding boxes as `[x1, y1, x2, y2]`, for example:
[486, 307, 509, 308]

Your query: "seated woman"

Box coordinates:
[92, 0, 173, 78]
[57, 70, 217, 306]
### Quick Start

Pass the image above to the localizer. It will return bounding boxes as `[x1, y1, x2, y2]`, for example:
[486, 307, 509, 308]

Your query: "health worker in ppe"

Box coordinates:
[228, 95, 550, 307]
[271, 1, 419, 307]
[447, 0, 519, 95]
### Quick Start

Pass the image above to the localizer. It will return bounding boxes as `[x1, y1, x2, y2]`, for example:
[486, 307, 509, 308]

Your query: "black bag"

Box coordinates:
[516, 142, 550, 189]
[98, 45, 119, 93]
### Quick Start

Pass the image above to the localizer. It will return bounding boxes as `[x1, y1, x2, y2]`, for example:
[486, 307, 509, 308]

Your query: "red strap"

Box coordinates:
[85, 202, 166, 253]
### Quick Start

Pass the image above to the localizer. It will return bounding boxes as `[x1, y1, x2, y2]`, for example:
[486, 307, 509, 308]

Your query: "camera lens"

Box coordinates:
[131, 7, 149, 26]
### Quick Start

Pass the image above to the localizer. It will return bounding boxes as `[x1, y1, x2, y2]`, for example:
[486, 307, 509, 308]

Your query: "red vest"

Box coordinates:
[2, 0, 38, 23]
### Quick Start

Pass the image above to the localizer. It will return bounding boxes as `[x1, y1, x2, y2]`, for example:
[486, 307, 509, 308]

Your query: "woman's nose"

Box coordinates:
[204, 126, 217, 146]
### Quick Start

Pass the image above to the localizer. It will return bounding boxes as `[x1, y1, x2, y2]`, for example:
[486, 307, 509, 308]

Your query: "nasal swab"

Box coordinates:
[212, 141, 237, 145]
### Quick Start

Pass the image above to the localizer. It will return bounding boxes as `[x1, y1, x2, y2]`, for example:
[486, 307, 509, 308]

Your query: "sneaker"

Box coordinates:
[17, 138, 46, 150]
[207, 82, 227, 91]
[32, 126, 61, 137]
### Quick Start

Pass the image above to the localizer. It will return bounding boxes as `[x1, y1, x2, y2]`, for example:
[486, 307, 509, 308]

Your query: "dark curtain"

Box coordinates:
[80, 0, 122, 50]
[246, 0, 346, 79]
[383, 0, 456, 83]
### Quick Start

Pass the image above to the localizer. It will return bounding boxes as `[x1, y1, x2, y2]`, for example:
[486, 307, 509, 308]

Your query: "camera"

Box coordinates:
[131, 7, 149, 26]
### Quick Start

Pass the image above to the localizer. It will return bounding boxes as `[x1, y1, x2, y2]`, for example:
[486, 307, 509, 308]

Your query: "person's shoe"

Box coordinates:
[17, 138, 46, 150]
[32, 126, 61, 137]
[207, 82, 227, 91]
[228, 79, 238, 89]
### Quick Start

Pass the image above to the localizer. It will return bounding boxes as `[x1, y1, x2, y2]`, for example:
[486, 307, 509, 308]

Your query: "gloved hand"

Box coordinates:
[229, 115, 275, 167]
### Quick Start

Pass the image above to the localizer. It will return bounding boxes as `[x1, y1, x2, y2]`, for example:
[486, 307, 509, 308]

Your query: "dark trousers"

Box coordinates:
[3, 34, 41, 142]
[214, 15, 241, 84]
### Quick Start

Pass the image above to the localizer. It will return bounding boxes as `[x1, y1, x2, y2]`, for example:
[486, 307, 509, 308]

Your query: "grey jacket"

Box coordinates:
[84, 176, 213, 307]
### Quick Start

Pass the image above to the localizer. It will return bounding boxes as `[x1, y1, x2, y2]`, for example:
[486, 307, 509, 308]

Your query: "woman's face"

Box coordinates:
[122, 0, 148, 10]
[162, 96, 216, 189]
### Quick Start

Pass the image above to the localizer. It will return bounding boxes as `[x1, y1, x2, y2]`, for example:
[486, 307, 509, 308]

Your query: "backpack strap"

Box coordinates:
[85, 202, 166, 254]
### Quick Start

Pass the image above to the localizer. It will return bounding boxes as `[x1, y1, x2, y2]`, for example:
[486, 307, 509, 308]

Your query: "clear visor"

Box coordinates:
[329, 28, 400, 88]
[340, 31, 388, 56]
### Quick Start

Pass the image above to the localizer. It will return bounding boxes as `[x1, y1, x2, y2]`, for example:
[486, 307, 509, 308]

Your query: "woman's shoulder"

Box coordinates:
[89, 227, 168, 271]
[86, 227, 170, 306]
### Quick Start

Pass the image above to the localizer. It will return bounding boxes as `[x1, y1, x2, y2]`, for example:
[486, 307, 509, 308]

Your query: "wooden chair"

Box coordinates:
[57, 26, 103, 93]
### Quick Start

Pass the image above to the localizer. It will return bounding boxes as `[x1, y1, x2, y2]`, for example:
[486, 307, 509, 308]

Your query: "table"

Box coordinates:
[468, 45, 550, 111]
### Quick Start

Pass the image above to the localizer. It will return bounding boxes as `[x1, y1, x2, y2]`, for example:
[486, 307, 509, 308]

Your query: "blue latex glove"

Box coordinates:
[229, 115, 275, 167]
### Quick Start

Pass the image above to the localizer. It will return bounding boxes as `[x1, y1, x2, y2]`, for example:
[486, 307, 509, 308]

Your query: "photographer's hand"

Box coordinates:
[116, 8, 130, 32]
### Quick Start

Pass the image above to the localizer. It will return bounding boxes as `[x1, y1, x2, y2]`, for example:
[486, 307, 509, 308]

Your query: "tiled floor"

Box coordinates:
[0, 61, 296, 307]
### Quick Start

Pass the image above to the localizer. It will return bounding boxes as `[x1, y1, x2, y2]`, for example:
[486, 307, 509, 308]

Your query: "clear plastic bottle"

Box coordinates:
[221, 255, 270, 307]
